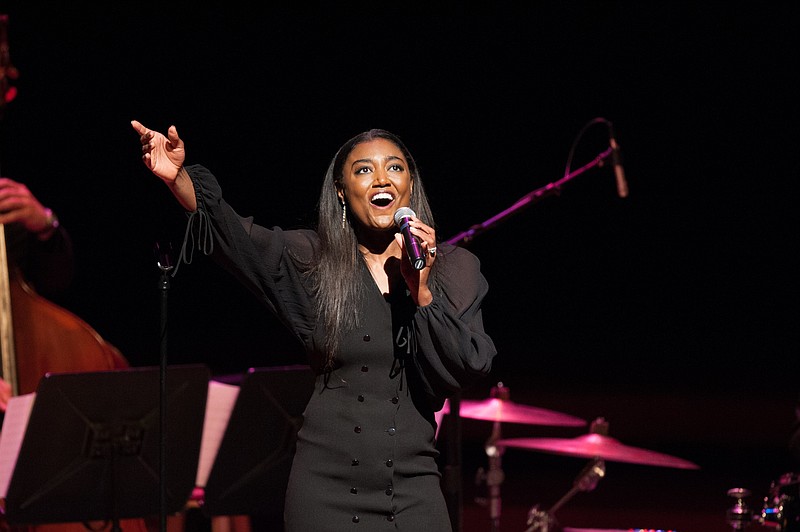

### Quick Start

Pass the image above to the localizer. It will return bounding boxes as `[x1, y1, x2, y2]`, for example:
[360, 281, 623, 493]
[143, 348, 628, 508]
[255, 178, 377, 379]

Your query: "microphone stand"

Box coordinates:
[443, 132, 619, 530]
[155, 243, 174, 532]
[446, 146, 612, 247]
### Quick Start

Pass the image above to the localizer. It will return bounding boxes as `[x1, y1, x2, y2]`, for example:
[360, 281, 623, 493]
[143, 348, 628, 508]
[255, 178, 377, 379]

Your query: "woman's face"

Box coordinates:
[338, 137, 413, 233]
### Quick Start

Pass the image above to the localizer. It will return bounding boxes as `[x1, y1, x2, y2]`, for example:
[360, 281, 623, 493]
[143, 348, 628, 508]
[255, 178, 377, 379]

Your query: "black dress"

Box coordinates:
[183, 165, 497, 531]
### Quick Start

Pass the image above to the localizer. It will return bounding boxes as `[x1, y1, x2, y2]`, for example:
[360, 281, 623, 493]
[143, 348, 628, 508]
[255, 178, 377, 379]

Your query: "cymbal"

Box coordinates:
[496, 434, 700, 469]
[443, 398, 587, 427]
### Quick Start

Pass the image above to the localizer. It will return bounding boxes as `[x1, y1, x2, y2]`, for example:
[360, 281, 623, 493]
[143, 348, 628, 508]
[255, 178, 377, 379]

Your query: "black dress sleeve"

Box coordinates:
[178, 164, 319, 349]
[411, 243, 497, 398]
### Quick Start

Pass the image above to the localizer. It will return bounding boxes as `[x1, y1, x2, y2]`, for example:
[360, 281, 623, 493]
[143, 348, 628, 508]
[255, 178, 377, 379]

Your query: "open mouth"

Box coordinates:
[370, 192, 395, 208]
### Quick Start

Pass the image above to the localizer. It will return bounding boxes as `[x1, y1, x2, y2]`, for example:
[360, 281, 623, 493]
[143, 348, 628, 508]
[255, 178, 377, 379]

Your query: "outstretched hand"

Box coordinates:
[131, 120, 198, 211]
[131, 120, 185, 184]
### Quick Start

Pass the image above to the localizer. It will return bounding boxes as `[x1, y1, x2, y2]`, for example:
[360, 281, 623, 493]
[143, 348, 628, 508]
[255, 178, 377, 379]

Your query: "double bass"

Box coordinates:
[0, 13, 149, 532]
[0, 227, 152, 532]
[0, 228, 130, 396]
[0, 12, 129, 411]
[0, 17, 245, 532]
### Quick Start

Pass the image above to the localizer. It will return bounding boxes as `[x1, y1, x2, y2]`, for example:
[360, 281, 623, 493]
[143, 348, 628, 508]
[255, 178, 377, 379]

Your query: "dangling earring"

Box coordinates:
[341, 202, 347, 229]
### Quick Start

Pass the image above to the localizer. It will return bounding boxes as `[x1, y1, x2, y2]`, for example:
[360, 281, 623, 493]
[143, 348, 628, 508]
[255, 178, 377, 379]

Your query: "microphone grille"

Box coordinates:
[393, 207, 416, 226]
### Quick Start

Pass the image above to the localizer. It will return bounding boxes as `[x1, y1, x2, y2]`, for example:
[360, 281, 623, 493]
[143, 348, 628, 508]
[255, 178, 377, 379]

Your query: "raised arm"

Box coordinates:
[131, 120, 197, 211]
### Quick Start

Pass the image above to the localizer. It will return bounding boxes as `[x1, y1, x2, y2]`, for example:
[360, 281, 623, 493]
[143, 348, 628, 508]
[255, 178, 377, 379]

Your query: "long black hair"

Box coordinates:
[311, 129, 440, 368]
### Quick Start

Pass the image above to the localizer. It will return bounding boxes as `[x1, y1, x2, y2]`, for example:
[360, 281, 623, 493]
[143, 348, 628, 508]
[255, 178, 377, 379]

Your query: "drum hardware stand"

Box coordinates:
[473, 384, 510, 532]
[444, 392, 464, 532]
[726, 487, 754, 530]
[754, 472, 800, 531]
[524, 457, 606, 532]
[524, 418, 612, 532]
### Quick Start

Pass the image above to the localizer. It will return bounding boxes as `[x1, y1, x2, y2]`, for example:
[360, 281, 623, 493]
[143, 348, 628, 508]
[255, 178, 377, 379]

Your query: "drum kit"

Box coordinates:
[726, 473, 800, 531]
[443, 383, 700, 532]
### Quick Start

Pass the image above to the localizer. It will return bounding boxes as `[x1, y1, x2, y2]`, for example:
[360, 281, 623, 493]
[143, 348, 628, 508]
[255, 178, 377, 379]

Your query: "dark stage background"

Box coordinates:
[1, 3, 798, 531]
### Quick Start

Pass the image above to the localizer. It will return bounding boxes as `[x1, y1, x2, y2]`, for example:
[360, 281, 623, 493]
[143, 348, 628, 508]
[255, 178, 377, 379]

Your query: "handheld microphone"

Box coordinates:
[394, 207, 426, 270]
[608, 123, 629, 198]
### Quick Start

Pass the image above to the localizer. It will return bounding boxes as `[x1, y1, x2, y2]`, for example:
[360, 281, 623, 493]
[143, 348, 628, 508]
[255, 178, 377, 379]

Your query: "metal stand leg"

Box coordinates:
[524, 458, 606, 532]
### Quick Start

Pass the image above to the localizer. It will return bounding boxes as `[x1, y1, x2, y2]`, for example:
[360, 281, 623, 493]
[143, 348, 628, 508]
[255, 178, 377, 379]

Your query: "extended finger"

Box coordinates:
[130, 119, 149, 136]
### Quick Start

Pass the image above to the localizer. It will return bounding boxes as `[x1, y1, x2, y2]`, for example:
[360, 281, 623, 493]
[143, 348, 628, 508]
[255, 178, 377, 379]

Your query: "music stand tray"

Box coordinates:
[3, 364, 210, 526]
[201, 364, 315, 518]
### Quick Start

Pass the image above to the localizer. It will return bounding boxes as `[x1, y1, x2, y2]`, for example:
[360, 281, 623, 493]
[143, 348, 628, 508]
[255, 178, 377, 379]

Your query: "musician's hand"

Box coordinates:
[0, 377, 11, 412]
[131, 120, 186, 184]
[0, 177, 58, 237]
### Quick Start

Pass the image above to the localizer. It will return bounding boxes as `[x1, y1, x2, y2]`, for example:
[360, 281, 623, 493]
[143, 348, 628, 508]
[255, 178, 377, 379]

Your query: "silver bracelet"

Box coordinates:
[37, 208, 60, 241]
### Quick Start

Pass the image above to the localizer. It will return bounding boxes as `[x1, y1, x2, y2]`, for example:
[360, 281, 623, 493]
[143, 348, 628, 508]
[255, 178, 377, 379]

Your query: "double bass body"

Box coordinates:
[1, 251, 147, 532]
[7, 268, 129, 395]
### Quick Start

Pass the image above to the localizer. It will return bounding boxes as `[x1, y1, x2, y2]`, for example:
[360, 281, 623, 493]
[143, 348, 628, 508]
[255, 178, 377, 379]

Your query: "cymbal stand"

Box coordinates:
[475, 383, 510, 532]
[725, 487, 753, 530]
[485, 419, 506, 532]
[524, 458, 606, 532]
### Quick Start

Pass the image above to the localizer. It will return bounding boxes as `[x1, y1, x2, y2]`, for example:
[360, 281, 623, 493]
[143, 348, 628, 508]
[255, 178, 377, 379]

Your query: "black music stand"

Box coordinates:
[3, 364, 210, 528]
[201, 364, 315, 519]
